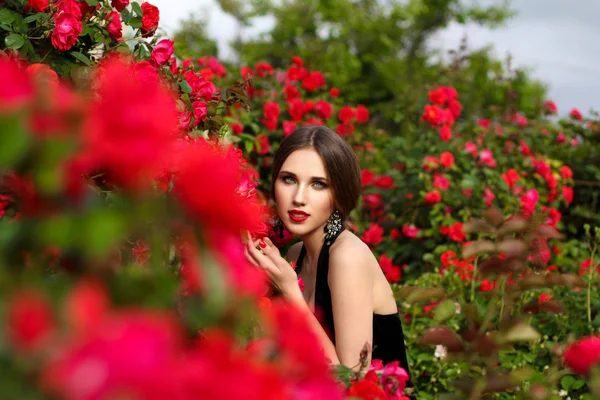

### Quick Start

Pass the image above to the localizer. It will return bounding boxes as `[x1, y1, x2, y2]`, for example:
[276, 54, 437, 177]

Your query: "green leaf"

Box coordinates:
[128, 16, 142, 29]
[244, 140, 253, 154]
[433, 299, 456, 322]
[138, 44, 149, 59]
[573, 379, 586, 390]
[81, 210, 125, 257]
[70, 51, 93, 66]
[560, 375, 575, 390]
[179, 80, 192, 94]
[85, 0, 98, 5]
[503, 323, 541, 343]
[0, 116, 30, 168]
[23, 12, 47, 24]
[5, 34, 25, 49]
[131, 1, 143, 17]
[0, 9, 17, 24]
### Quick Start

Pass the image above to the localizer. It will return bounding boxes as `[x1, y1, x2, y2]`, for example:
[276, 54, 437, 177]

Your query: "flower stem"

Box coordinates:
[587, 247, 596, 334]
[470, 256, 479, 303]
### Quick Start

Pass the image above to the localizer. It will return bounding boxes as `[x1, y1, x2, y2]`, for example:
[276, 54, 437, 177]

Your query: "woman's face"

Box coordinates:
[274, 148, 334, 237]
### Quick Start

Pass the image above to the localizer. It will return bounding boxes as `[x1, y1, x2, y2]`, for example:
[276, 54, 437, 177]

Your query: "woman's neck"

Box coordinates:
[300, 227, 327, 266]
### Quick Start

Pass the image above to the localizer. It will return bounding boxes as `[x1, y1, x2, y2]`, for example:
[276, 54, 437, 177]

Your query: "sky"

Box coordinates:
[152, 0, 600, 114]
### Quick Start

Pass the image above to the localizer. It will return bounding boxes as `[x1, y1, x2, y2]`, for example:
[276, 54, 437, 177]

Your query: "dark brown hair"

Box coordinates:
[270, 125, 361, 220]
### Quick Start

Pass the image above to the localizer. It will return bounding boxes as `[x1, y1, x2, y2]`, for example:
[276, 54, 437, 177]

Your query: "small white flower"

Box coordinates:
[558, 390, 568, 397]
[454, 302, 461, 314]
[434, 345, 447, 360]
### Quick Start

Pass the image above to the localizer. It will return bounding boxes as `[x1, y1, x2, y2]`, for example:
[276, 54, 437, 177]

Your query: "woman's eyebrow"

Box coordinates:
[280, 170, 328, 181]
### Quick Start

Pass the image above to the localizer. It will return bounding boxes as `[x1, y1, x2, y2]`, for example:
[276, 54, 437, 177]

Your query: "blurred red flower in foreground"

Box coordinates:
[6, 289, 55, 352]
[563, 336, 600, 375]
[172, 140, 264, 234]
[83, 57, 178, 191]
[0, 56, 34, 113]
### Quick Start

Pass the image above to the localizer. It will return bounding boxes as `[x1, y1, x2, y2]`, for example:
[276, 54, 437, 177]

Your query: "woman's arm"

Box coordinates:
[328, 244, 374, 368]
[244, 237, 374, 369]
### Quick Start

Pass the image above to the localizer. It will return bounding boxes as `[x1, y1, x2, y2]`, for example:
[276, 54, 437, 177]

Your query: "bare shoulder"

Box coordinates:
[329, 231, 377, 273]
[285, 241, 304, 263]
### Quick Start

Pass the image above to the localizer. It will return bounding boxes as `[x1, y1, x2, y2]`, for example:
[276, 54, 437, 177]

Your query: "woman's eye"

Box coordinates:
[312, 181, 327, 190]
[282, 176, 295, 184]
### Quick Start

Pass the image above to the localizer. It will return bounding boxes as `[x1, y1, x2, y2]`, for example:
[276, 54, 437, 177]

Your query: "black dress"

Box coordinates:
[295, 227, 415, 396]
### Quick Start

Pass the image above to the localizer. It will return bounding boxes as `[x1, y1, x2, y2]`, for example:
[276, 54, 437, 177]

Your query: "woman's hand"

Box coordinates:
[244, 235, 302, 301]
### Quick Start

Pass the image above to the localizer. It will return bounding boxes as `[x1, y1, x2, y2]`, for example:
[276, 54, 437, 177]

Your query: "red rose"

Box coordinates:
[111, 0, 129, 11]
[6, 290, 55, 352]
[422, 104, 446, 126]
[51, 13, 82, 52]
[361, 223, 383, 246]
[347, 379, 387, 399]
[329, 87, 340, 97]
[439, 151, 454, 168]
[355, 104, 370, 123]
[173, 141, 263, 234]
[301, 71, 326, 92]
[363, 193, 382, 210]
[131, 60, 159, 84]
[544, 100, 557, 114]
[379, 255, 402, 283]
[283, 120, 296, 136]
[192, 100, 207, 125]
[439, 125, 452, 141]
[428, 87, 447, 105]
[562, 186, 573, 205]
[83, 57, 178, 191]
[291, 55, 303, 66]
[26, 0, 49, 12]
[569, 108, 583, 120]
[255, 134, 271, 155]
[336, 121, 355, 136]
[78, 0, 100, 19]
[315, 99, 333, 120]
[361, 169, 375, 186]
[424, 190, 442, 205]
[0, 56, 34, 112]
[559, 166, 573, 180]
[141, 2, 160, 37]
[563, 336, 600, 375]
[373, 175, 393, 189]
[150, 39, 174, 66]
[56, 0, 82, 19]
[338, 105, 355, 122]
[105, 11, 122, 40]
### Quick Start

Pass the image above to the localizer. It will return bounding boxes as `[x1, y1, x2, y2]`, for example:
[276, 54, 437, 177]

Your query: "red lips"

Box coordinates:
[288, 209, 310, 223]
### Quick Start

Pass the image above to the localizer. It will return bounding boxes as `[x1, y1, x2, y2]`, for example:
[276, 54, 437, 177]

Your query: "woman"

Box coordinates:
[245, 125, 413, 392]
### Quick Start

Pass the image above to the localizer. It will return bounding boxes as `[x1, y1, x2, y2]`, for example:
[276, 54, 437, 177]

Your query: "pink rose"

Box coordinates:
[51, 13, 82, 52]
[150, 39, 174, 67]
[105, 11, 122, 40]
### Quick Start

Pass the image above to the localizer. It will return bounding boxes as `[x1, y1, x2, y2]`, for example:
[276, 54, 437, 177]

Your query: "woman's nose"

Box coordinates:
[292, 185, 307, 206]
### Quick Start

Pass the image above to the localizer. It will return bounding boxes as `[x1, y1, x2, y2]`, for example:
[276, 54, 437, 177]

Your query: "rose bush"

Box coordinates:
[0, 1, 412, 399]
[2, 0, 600, 398]
[190, 54, 600, 398]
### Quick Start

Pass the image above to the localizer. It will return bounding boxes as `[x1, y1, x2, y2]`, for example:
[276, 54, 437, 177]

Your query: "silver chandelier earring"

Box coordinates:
[324, 210, 343, 245]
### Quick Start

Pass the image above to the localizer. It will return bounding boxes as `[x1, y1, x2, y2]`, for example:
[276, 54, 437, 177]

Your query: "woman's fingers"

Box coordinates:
[244, 247, 259, 267]
[247, 240, 279, 273]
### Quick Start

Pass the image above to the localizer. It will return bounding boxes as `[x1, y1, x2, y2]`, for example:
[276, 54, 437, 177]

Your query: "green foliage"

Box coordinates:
[171, 13, 219, 60]
[212, 0, 534, 128]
